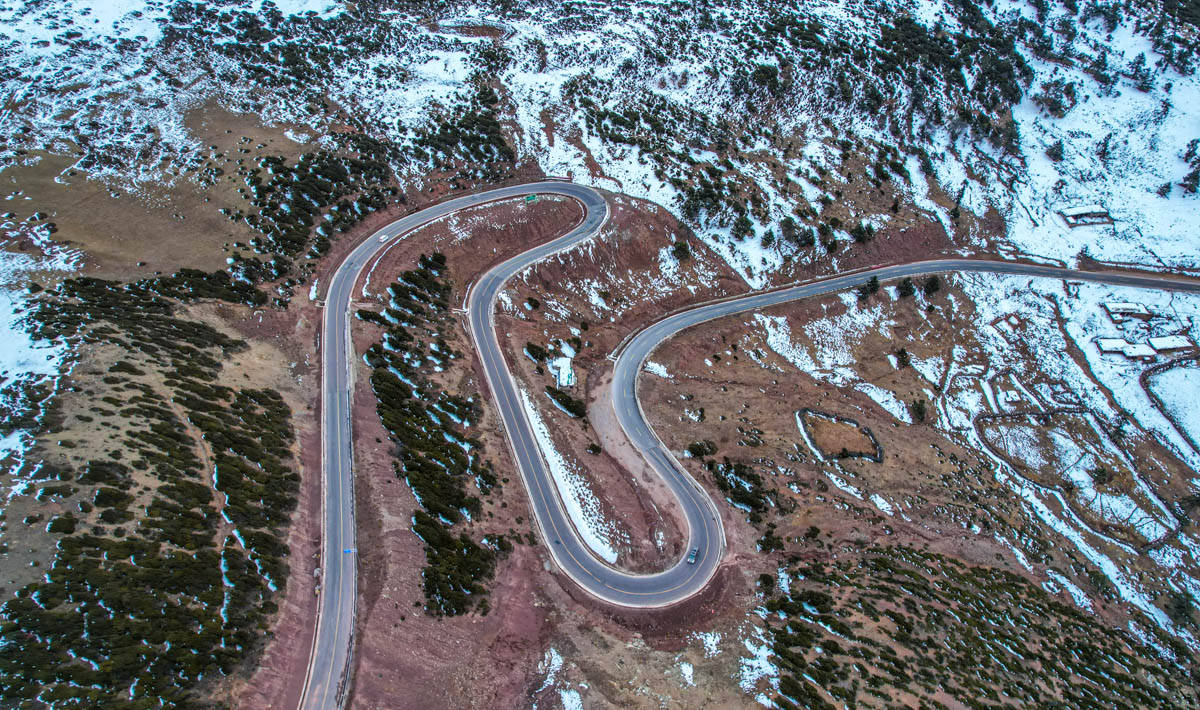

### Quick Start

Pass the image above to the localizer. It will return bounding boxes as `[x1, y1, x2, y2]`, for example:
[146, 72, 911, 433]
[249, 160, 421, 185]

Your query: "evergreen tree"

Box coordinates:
[672, 240, 691, 261]
[912, 399, 927, 422]
[1046, 140, 1065, 162]
[732, 213, 753, 240]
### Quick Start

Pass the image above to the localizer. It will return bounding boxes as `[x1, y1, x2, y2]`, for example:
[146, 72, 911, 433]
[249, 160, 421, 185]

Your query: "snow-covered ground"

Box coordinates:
[0, 208, 80, 495]
[738, 623, 779, 705]
[496, 0, 1200, 283]
[2, 0, 1192, 293]
[853, 382, 913, 424]
[0, 0, 347, 187]
[692, 630, 723, 658]
[0, 285, 71, 495]
[1, 0, 1198, 697]
[959, 274, 1200, 473]
[643, 360, 670, 378]
[1148, 364, 1200, 450]
[975, 2, 1200, 271]
[975, 276, 1200, 642]
[753, 300, 908, 420]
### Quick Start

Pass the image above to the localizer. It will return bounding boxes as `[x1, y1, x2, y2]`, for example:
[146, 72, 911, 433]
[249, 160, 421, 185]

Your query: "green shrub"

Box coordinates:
[545, 387, 587, 418]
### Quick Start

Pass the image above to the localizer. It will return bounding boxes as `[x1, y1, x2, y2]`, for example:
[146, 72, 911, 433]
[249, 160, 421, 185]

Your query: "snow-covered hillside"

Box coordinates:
[2, 0, 1197, 282]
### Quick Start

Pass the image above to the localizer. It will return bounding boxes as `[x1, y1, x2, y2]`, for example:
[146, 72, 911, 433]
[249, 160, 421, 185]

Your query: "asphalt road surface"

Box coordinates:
[299, 182, 609, 710]
[606, 258, 1200, 604]
[301, 180, 1200, 709]
[464, 187, 729, 608]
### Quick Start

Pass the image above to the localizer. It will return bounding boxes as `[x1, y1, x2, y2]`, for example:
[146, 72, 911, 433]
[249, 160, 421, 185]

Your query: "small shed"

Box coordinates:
[1096, 337, 1129, 353]
[1059, 204, 1114, 227]
[1103, 302, 1152, 323]
[1149, 335, 1194, 352]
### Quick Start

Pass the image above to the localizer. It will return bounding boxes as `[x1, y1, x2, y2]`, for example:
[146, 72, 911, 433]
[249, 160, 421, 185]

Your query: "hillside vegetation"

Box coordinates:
[361, 253, 512, 616]
[0, 0, 1197, 706]
[0, 278, 297, 706]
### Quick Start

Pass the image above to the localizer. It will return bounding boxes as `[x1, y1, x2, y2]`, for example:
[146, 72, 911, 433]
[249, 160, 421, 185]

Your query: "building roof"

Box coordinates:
[1095, 337, 1128, 352]
[1103, 302, 1149, 315]
[1149, 335, 1193, 351]
[1061, 204, 1107, 217]
[1123, 344, 1156, 358]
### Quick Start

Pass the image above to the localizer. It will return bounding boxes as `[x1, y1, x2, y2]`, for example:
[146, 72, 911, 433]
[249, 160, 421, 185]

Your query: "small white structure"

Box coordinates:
[1059, 204, 1113, 227]
[1149, 335, 1194, 352]
[1103, 302, 1152, 323]
[1095, 337, 1129, 353]
[1123, 343, 1156, 361]
[1002, 390, 1022, 405]
[1095, 337, 1162, 361]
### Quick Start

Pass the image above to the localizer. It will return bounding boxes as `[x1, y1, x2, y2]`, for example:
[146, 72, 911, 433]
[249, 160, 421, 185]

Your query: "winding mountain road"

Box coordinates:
[300, 181, 1200, 709]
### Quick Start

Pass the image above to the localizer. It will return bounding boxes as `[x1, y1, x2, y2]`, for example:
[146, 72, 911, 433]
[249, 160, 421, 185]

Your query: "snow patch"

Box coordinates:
[520, 388, 623, 563]
[643, 361, 670, 378]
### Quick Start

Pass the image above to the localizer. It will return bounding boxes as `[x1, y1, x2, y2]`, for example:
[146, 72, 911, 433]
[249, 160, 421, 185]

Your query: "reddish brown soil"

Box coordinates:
[635, 290, 1021, 571]
[562, 563, 743, 650]
[492, 196, 749, 570]
[231, 166, 1024, 708]
[345, 319, 549, 710]
[339, 190, 762, 708]
[631, 275, 1199, 656]
[434, 21, 507, 38]
[772, 218, 957, 289]
[217, 191, 582, 709]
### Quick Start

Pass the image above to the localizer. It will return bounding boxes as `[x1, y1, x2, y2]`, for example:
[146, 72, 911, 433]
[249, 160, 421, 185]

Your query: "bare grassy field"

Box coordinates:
[0, 102, 319, 283]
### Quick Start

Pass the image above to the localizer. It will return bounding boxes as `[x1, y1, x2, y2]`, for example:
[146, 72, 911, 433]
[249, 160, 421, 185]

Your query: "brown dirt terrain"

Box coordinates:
[341, 195, 587, 709]
[335, 190, 801, 709]
[0, 170, 568, 707]
[176, 193, 590, 710]
[524, 563, 760, 709]
[432, 21, 508, 39]
[978, 413, 1158, 548]
[17, 71, 1189, 704]
[202, 301, 324, 710]
[3, 87, 1021, 707]
[452, 189, 1054, 707]
[0, 288, 322, 707]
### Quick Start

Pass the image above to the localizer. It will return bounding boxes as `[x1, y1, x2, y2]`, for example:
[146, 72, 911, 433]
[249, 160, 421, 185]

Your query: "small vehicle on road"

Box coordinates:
[687, 547, 698, 564]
